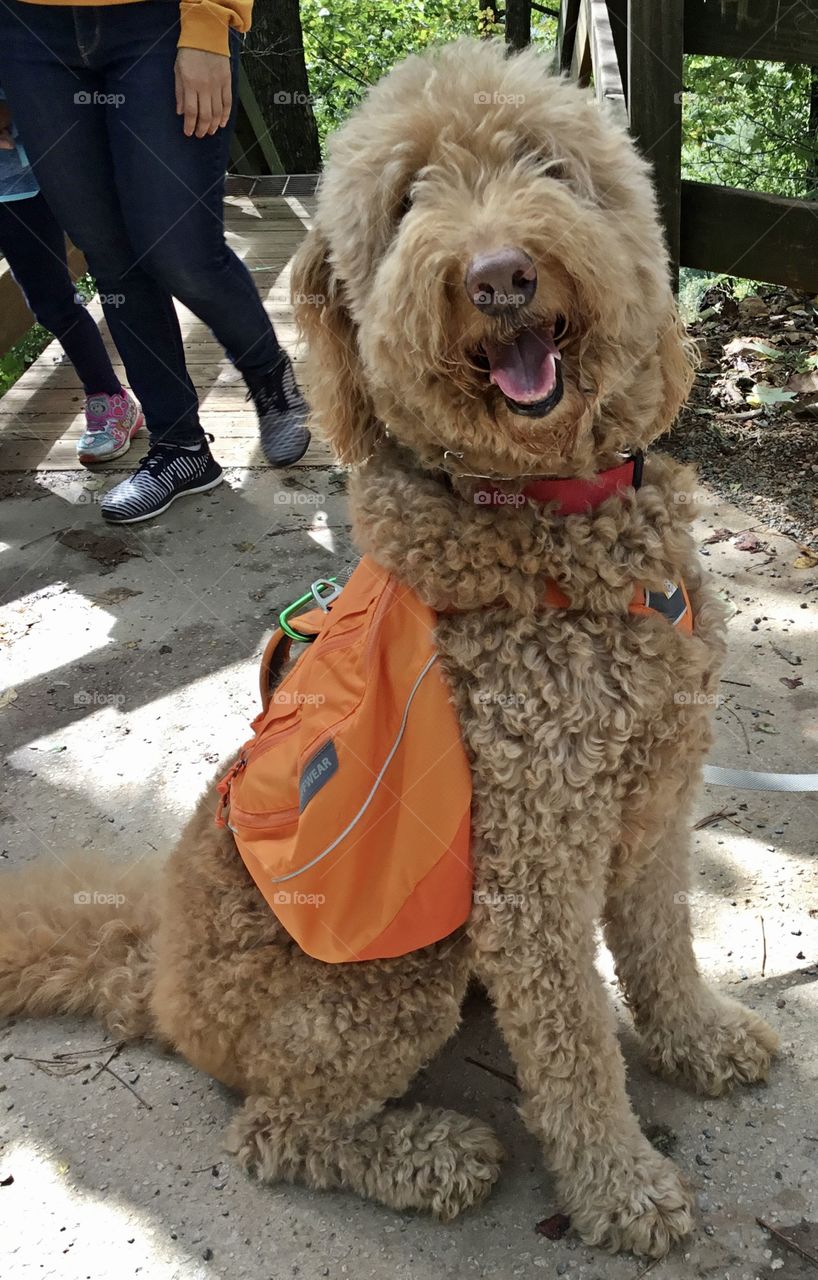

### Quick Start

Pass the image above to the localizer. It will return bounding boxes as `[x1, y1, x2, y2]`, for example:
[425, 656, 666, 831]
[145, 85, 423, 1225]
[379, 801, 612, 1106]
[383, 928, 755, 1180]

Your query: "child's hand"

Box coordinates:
[174, 49, 232, 139]
[0, 101, 15, 151]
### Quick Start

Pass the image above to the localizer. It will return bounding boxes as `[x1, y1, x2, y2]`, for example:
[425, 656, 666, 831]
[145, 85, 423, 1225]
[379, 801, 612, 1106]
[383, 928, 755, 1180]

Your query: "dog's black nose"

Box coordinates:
[464, 248, 537, 315]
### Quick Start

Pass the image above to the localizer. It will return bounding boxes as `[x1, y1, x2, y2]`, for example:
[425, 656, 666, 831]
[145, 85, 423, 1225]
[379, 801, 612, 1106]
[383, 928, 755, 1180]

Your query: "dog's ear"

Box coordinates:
[291, 228, 379, 465]
[654, 298, 698, 435]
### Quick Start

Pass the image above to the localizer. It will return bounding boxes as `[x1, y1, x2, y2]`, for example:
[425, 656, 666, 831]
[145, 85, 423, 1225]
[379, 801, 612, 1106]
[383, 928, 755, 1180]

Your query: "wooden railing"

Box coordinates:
[557, 0, 818, 293]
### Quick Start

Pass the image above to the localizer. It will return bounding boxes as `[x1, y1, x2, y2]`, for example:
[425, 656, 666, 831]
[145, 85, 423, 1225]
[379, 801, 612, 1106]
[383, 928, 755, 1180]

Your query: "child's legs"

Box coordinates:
[0, 3, 203, 445]
[101, 16, 282, 382]
[0, 193, 120, 396]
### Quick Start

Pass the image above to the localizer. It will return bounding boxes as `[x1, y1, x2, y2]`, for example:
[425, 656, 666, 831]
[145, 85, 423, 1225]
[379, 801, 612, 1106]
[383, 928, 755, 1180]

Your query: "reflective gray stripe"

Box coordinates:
[703, 765, 818, 792]
[268, 653, 440, 883]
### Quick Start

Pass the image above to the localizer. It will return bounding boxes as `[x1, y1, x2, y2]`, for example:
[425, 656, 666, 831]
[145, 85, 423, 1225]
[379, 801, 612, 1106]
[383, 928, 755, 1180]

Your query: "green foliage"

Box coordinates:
[299, 4, 817, 211]
[299, 1, 555, 143]
[0, 321, 52, 397]
[682, 57, 818, 201]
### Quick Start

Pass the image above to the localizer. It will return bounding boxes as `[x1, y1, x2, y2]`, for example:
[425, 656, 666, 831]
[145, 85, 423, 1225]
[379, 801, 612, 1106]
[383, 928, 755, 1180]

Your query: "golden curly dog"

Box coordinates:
[1, 39, 778, 1257]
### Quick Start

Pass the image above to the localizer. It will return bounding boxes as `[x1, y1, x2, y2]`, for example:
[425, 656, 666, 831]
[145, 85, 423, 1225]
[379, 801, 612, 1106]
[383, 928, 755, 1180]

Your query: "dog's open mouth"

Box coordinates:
[476, 320, 566, 418]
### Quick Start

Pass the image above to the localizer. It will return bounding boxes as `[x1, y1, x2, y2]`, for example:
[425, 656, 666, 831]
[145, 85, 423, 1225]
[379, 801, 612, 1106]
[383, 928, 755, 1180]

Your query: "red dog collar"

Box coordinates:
[483, 454, 643, 516]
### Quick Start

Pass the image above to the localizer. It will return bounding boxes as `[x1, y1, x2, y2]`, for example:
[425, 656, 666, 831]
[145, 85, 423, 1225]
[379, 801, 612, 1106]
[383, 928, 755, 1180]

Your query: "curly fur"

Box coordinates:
[0, 39, 777, 1258]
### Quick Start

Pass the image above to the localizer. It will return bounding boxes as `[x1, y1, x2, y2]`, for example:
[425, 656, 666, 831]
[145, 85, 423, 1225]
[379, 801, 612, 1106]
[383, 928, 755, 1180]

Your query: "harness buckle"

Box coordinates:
[311, 578, 343, 611]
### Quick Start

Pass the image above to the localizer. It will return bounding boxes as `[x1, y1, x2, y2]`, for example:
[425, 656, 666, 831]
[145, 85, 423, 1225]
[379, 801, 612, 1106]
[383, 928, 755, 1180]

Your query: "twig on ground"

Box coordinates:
[756, 1217, 818, 1270]
[720, 679, 752, 688]
[694, 807, 737, 830]
[464, 1055, 520, 1090]
[89, 1044, 124, 1081]
[760, 915, 768, 978]
[719, 698, 752, 755]
[20, 527, 72, 551]
[100, 1063, 152, 1110]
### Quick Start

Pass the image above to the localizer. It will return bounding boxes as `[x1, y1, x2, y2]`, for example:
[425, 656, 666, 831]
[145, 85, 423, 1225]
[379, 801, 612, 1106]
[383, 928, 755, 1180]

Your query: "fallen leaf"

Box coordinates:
[734, 532, 766, 553]
[793, 549, 818, 569]
[0, 689, 18, 710]
[233, 541, 256, 553]
[89, 587, 144, 607]
[725, 337, 781, 359]
[786, 370, 818, 394]
[58, 529, 141, 567]
[780, 677, 804, 689]
[747, 383, 798, 407]
[535, 1213, 571, 1241]
[772, 644, 802, 666]
[704, 527, 734, 544]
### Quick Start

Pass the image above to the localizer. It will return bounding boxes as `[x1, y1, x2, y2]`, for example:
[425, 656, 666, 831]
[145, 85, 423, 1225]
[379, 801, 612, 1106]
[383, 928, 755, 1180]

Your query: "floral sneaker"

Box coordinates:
[77, 388, 144, 466]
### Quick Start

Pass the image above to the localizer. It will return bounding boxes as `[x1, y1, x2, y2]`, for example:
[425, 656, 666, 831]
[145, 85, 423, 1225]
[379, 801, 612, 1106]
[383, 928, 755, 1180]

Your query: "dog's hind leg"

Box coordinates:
[222, 940, 503, 1219]
[0, 853, 159, 1038]
[227, 1094, 503, 1220]
[603, 823, 778, 1097]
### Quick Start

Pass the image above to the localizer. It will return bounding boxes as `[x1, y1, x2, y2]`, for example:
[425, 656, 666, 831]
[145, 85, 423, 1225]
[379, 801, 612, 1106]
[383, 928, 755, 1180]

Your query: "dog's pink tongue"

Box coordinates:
[484, 328, 559, 403]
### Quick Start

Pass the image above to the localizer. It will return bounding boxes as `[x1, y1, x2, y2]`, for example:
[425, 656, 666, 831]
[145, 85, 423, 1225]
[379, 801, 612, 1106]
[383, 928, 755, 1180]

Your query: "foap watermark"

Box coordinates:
[673, 891, 693, 905]
[673, 691, 723, 706]
[476, 691, 526, 707]
[471, 289, 528, 309]
[272, 890, 326, 906]
[273, 91, 316, 106]
[292, 291, 326, 308]
[474, 488, 526, 508]
[473, 890, 526, 909]
[74, 689, 126, 708]
[474, 90, 526, 107]
[74, 90, 125, 108]
[672, 488, 714, 506]
[273, 490, 324, 506]
[73, 890, 126, 907]
[271, 690, 326, 707]
[98, 292, 126, 308]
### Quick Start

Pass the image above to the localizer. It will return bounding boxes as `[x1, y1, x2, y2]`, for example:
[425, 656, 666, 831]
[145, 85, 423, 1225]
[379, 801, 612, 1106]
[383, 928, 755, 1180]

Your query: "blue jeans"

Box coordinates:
[0, 0, 282, 446]
[0, 192, 121, 396]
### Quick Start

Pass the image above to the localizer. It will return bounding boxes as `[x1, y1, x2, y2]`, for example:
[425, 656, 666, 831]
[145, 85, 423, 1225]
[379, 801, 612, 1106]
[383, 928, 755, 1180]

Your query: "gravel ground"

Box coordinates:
[667, 285, 818, 551]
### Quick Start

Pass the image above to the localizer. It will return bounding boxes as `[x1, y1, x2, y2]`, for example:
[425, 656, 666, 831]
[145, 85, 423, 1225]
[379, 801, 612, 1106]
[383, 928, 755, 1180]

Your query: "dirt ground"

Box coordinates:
[1, 449, 817, 1279]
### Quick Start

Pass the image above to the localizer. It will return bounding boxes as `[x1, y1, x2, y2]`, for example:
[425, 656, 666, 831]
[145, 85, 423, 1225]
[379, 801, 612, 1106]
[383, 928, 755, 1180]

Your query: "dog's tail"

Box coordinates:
[0, 853, 160, 1038]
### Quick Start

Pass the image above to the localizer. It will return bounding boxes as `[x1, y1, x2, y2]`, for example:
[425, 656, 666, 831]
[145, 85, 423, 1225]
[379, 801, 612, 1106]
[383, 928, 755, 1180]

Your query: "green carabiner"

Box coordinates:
[278, 577, 339, 641]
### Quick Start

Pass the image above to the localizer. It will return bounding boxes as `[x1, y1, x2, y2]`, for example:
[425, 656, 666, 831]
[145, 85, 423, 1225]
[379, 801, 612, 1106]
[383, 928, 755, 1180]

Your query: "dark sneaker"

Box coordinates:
[247, 351, 311, 466]
[100, 441, 223, 524]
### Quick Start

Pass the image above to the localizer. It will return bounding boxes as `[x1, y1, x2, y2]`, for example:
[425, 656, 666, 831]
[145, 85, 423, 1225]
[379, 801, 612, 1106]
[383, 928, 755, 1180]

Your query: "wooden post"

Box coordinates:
[627, 0, 684, 288]
[506, 0, 532, 48]
[555, 0, 581, 72]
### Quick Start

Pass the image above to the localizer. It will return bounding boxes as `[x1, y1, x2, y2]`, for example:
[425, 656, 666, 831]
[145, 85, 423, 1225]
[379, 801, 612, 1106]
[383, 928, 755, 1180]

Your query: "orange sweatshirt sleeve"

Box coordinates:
[178, 0, 252, 56]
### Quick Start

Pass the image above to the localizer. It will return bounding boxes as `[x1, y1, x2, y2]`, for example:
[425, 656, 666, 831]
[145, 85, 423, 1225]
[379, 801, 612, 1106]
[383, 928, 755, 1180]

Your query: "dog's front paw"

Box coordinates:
[645, 994, 779, 1097]
[567, 1144, 693, 1257]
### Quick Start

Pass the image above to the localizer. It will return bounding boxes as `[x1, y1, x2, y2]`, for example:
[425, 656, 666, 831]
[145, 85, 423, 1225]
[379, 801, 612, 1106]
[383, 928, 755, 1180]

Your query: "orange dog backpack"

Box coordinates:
[216, 546, 693, 965]
[216, 555, 473, 964]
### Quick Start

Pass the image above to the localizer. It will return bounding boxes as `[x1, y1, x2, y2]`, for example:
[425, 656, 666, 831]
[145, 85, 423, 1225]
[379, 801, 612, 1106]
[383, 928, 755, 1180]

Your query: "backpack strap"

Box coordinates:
[259, 609, 326, 711]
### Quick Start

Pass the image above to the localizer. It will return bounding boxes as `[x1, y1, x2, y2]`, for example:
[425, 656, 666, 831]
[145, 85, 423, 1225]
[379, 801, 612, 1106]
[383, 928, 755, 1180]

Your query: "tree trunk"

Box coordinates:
[505, 0, 532, 48]
[809, 67, 818, 198]
[242, 0, 320, 174]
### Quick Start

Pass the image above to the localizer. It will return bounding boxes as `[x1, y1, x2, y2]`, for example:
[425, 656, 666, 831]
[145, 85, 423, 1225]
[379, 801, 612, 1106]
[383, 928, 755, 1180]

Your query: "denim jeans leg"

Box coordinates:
[0, 3, 205, 445]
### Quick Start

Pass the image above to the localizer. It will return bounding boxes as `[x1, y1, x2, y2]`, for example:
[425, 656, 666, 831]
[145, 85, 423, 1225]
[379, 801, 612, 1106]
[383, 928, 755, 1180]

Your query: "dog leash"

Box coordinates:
[703, 765, 818, 792]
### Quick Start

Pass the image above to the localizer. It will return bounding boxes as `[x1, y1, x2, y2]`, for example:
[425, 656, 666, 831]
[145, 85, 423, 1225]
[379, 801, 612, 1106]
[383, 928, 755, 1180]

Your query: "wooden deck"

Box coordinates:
[0, 195, 332, 471]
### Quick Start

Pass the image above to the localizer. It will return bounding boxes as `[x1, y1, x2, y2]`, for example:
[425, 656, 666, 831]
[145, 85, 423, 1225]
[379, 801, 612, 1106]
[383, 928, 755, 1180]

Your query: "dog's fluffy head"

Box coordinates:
[293, 39, 694, 478]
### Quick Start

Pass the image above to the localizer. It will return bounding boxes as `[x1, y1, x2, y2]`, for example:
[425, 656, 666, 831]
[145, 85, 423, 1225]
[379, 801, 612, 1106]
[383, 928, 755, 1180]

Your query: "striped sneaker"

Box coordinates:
[100, 440, 223, 524]
[77, 388, 144, 465]
[247, 351, 311, 467]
